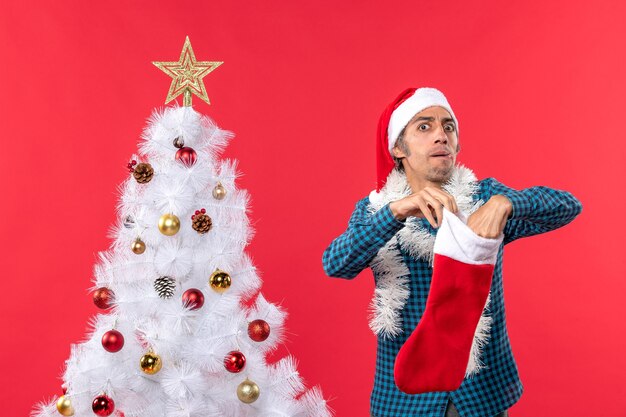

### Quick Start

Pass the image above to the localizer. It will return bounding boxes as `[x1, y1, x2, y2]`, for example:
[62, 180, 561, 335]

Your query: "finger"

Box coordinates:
[430, 198, 444, 227]
[424, 188, 458, 214]
[422, 196, 442, 228]
[451, 196, 459, 213]
[420, 192, 445, 227]
[416, 198, 438, 228]
[467, 211, 485, 236]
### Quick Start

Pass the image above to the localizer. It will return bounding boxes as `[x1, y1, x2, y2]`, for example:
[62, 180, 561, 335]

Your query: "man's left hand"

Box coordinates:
[466, 195, 513, 238]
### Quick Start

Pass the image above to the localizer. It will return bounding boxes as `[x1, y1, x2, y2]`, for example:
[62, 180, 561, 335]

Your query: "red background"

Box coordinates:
[1, 1, 624, 416]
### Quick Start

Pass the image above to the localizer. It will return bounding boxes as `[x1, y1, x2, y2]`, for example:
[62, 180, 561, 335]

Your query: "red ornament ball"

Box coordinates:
[248, 319, 271, 342]
[102, 330, 124, 353]
[224, 350, 246, 373]
[92, 395, 115, 416]
[175, 147, 197, 167]
[93, 287, 115, 309]
[182, 288, 204, 310]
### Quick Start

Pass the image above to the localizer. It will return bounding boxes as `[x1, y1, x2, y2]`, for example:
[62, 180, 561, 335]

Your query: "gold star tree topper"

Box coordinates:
[153, 36, 223, 106]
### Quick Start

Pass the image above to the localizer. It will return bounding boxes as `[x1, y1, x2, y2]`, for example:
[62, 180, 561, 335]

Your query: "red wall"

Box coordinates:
[1, 1, 624, 416]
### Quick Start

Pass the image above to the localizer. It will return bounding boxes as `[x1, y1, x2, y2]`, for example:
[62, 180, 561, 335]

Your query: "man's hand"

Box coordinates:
[466, 195, 513, 238]
[389, 187, 459, 228]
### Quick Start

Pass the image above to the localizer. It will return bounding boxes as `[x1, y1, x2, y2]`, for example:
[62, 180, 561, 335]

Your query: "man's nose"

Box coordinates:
[434, 123, 448, 144]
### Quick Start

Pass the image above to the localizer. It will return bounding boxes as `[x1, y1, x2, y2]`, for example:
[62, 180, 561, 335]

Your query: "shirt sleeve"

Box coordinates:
[322, 197, 406, 279]
[482, 177, 583, 245]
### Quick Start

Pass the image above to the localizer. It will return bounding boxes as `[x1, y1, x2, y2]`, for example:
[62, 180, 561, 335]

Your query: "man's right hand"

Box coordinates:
[389, 187, 459, 228]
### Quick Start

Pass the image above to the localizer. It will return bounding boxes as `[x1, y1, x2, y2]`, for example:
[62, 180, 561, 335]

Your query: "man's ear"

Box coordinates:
[391, 145, 406, 159]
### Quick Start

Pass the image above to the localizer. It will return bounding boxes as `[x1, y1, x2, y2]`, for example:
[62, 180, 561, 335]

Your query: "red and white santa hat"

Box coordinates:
[376, 87, 459, 191]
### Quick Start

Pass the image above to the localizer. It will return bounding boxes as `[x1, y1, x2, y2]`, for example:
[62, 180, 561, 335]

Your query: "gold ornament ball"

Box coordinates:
[131, 238, 146, 254]
[237, 379, 260, 404]
[158, 213, 180, 236]
[209, 269, 231, 293]
[56, 395, 74, 416]
[139, 352, 162, 374]
[212, 182, 227, 200]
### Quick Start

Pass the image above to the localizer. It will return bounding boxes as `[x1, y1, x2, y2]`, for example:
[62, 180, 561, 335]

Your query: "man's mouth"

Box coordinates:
[430, 152, 451, 159]
[429, 147, 451, 158]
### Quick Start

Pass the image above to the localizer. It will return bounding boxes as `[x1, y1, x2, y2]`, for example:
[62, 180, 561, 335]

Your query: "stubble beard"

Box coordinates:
[425, 163, 454, 185]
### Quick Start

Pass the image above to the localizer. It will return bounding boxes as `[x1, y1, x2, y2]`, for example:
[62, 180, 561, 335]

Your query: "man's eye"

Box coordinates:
[445, 124, 455, 131]
[418, 124, 429, 131]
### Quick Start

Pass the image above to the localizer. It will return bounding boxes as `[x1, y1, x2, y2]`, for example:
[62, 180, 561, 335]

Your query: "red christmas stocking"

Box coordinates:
[394, 207, 504, 394]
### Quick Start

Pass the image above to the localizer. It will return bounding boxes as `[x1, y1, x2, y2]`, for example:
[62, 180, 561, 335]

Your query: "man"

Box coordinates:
[322, 87, 583, 417]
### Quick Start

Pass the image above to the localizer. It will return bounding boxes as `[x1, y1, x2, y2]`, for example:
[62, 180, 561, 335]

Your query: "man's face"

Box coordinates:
[391, 106, 459, 184]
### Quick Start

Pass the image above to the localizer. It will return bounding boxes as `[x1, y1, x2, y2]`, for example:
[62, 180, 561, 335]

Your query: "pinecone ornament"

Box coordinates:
[132, 162, 154, 184]
[154, 276, 176, 299]
[191, 209, 212, 234]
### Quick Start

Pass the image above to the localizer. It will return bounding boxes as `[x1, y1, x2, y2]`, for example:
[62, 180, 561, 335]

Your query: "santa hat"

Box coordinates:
[376, 87, 459, 191]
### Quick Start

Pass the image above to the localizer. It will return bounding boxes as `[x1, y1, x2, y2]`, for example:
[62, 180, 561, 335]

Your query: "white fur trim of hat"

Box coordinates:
[387, 87, 459, 152]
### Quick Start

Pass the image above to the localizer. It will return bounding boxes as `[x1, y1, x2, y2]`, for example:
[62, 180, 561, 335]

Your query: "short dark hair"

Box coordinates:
[392, 127, 409, 172]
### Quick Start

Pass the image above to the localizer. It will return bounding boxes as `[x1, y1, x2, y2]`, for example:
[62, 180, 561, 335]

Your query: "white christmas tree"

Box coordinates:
[33, 37, 332, 417]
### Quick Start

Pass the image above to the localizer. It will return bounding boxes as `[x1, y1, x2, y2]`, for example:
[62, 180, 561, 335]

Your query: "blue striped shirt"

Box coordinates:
[322, 177, 582, 417]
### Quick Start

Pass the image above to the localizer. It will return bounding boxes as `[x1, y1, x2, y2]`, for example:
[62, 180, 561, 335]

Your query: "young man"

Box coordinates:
[322, 87, 583, 417]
